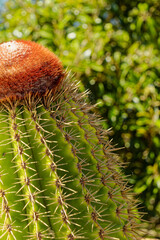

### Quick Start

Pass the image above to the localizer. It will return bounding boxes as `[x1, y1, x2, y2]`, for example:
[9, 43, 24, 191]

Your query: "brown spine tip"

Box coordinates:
[0, 40, 65, 101]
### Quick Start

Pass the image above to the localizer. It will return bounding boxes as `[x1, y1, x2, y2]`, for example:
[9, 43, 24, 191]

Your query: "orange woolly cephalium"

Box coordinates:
[0, 40, 64, 101]
[0, 40, 142, 240]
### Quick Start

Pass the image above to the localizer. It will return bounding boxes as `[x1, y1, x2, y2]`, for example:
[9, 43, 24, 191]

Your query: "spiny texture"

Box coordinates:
[0, 76, 141, 240]
[0, 40, 64, 100]
[0, 41, 141, 240]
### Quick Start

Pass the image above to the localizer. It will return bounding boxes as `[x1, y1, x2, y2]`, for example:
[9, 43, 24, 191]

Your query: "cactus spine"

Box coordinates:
[0, 41, 141, 240]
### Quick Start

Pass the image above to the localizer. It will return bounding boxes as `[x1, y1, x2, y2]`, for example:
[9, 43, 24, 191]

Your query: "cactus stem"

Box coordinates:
[0, 40, 142, 239]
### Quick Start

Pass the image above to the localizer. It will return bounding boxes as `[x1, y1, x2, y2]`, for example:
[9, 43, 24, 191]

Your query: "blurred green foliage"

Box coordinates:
[0, 0, 160, 236]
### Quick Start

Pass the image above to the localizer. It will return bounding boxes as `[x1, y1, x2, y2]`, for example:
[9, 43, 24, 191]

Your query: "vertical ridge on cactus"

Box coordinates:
[0, 40, 142, 239]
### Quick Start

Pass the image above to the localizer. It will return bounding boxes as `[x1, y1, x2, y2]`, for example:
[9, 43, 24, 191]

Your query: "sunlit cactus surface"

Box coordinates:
[0, 40, 141, 240]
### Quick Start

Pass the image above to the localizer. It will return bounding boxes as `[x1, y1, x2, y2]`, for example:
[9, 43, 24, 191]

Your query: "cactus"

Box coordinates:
[0, 40, 141, 240]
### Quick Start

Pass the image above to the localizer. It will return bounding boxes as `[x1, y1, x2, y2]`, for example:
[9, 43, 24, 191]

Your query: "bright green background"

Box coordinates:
[0, 0, 160, 237]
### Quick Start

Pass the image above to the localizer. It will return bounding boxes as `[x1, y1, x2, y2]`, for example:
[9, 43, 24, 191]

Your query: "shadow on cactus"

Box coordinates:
[0, 40, 142, 239]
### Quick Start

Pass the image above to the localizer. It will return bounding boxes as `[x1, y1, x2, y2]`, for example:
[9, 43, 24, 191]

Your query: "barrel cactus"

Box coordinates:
[0, 40, 141, 240]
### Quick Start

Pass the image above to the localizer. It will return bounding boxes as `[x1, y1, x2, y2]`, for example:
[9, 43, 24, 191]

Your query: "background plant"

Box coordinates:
[0, 0, 160, 237]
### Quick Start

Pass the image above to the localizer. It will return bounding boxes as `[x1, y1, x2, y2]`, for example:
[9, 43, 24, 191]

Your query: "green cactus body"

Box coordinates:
[0, 41, 140, 240]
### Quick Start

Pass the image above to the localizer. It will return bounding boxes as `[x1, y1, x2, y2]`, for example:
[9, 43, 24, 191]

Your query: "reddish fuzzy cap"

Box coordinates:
[0, 40, 65, 101]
